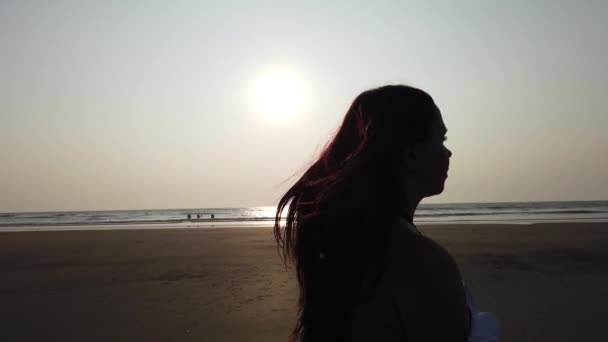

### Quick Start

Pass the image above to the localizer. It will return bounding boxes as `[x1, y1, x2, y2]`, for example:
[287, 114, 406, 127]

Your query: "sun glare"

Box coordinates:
[251, 68, 308, 123]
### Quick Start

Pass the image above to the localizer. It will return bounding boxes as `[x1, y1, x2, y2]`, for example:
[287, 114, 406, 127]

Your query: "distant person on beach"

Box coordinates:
[211, 214, 215, 219]
[197, 214, 200, 219]
[187, 213, 191, 220]
[274, 85, 499, 342]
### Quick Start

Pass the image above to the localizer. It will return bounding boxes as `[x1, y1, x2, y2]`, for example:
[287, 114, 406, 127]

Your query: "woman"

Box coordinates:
[274, 85, 500, 341]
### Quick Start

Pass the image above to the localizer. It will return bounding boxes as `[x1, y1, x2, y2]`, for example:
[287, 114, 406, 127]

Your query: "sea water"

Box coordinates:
[1, 201, 607, 231]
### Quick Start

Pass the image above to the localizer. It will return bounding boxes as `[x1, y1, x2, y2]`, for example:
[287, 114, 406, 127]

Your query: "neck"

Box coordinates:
[401, 188, 422, 225]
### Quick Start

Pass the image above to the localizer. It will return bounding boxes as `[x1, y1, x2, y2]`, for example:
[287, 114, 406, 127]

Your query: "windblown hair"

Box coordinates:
[274, 85, 437, 342]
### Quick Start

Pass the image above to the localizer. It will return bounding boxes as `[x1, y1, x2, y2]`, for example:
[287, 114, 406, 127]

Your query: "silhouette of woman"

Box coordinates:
[274, 85, 499, 342]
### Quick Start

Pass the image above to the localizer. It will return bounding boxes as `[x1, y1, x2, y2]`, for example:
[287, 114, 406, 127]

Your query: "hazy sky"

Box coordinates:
[1, 1, 607, 212]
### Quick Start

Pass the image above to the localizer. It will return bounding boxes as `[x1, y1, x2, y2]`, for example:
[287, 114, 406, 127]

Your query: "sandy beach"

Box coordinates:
[1, 222, 607, 342]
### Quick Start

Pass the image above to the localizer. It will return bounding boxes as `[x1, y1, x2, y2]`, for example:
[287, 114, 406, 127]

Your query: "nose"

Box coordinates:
[447, 147, 453, 158]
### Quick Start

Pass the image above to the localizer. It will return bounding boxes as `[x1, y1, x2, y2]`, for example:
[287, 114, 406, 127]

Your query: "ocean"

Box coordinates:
[1, 201, 607, 231]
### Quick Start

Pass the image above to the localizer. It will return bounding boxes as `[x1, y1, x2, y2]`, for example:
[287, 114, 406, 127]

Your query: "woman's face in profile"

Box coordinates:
[402, 105, 452, 197]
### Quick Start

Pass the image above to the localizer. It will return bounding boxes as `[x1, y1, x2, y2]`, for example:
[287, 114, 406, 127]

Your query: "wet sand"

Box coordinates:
[1, 222, 607, 341]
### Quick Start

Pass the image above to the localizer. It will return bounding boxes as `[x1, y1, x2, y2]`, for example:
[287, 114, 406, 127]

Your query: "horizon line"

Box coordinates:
[2, 199, 608, 215]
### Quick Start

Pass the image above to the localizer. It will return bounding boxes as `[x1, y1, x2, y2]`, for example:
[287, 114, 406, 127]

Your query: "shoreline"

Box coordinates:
[2, 218, 608, 232]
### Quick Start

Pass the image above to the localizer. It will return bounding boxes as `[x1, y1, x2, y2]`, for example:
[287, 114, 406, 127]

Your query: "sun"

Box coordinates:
[251, 68, 308, 123]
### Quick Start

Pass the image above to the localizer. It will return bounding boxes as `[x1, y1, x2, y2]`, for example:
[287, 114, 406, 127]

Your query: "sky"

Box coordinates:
[1, 0, 607, 212]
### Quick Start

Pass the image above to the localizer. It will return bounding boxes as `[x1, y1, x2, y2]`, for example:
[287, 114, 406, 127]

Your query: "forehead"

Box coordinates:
[432, 106, 447, 133]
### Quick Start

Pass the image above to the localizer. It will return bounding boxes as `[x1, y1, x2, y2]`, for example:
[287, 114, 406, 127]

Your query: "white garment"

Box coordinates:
[397, 217, 501, 342]
[463, 284, 501, 342]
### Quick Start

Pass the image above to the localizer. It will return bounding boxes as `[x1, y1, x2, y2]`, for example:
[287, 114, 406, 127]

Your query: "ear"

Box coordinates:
[401, 144, 417, 173]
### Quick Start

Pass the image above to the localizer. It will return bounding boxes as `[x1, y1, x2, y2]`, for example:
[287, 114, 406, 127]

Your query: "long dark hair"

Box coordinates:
[274, 85, 437, 342]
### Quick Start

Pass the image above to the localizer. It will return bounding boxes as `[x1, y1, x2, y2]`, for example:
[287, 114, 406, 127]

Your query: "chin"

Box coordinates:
[426, 183, 446, 197]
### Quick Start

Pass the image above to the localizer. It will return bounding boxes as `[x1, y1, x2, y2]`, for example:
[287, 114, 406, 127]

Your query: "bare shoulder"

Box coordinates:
[386, 224, 461, 277]
[385, 223, 470, 342]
